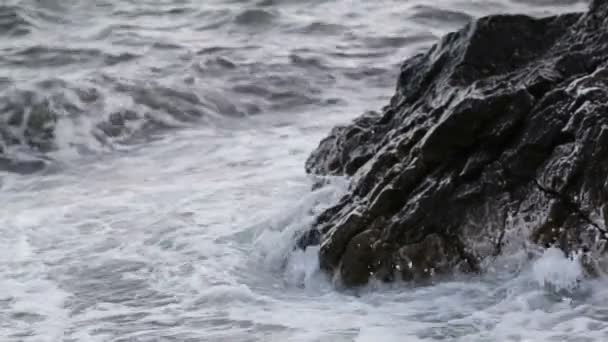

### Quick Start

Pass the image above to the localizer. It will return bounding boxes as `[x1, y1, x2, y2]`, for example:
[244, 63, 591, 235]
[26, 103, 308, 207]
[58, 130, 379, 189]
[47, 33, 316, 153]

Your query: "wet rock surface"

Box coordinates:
[301, 0, 608, 287]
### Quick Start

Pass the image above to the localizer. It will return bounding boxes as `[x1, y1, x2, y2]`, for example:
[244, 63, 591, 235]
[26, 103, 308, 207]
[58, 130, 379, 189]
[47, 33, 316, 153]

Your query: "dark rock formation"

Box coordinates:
[301, 0, 608, 287]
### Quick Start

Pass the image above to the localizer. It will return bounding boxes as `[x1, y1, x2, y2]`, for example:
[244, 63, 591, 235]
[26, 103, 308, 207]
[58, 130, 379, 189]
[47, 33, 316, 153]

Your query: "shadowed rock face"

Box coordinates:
[301, 0, 608, 287]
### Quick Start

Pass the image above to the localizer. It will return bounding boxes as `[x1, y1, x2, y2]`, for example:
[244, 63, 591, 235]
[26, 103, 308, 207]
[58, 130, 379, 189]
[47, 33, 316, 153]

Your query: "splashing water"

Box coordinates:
[2, 0, 607, 341]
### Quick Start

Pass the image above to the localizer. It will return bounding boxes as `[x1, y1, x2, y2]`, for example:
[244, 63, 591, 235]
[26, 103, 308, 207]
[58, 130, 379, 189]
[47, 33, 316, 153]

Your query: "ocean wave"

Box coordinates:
[0, 77, 237, 171]
[409, 5, 474, 27]
[288, 21, 347, 35]
[0, 5, 32, 37]
[234, 9, 277, 27]
[1, 45, 140, 68]
[112, 7, 196, 18]
[0, 60, 336, 172]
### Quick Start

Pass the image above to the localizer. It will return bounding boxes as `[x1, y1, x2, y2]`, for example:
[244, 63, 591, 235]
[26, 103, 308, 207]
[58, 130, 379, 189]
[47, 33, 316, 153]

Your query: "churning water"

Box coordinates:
[2, 0, 606, 341]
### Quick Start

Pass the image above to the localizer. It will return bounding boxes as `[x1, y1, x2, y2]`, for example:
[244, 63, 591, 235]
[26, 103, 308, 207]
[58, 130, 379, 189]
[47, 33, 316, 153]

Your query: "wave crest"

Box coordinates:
[0, 5, 32, 37]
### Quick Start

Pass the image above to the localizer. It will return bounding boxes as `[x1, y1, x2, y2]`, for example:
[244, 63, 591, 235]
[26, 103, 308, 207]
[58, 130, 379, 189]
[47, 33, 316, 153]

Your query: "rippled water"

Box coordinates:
[2, 0, 606, 341]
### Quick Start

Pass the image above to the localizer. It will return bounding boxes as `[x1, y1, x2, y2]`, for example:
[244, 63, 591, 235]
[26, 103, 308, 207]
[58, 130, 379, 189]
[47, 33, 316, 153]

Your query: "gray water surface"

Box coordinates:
[2, 1, 607, 341]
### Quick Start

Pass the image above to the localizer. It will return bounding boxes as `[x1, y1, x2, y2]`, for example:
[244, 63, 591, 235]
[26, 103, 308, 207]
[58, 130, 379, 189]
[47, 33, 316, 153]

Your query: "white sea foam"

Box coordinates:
[2, 112, 608, 341]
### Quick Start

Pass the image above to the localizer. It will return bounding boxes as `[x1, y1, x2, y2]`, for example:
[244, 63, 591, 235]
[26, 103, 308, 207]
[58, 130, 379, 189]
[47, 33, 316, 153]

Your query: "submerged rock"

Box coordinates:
[301, 0, 608, 287]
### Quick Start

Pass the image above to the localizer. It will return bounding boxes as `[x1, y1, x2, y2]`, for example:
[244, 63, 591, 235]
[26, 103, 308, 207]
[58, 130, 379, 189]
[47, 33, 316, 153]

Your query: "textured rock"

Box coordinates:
[300, 0, 608, 287]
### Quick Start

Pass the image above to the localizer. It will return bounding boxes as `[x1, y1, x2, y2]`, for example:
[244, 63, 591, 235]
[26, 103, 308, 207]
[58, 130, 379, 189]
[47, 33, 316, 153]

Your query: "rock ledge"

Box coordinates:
[300, 0, 608, 287]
